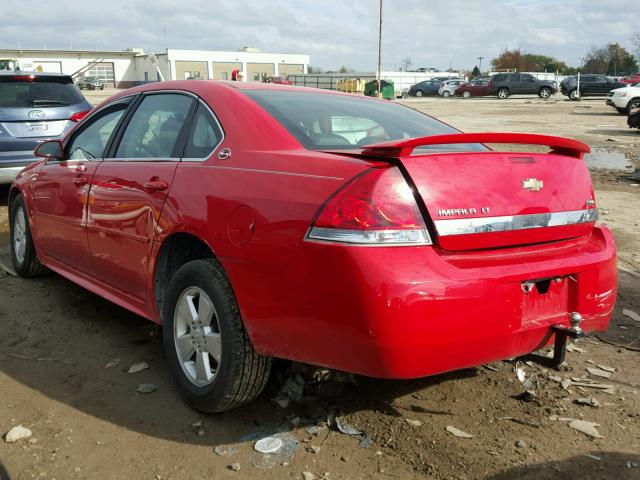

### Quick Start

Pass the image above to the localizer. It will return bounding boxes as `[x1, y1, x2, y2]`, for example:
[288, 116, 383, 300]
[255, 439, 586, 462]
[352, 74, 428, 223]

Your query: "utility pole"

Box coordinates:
[163, 26, 169, 52]
[376, 0, 383, 97]
[477, 56, 484, 73]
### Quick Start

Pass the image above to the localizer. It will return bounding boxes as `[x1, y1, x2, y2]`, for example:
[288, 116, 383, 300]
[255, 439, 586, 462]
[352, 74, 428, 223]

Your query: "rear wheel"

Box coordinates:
[9, 195, 48, 277]
[569, 89, 579, 100]
[627, 99, 640, 114]
[497, 87, 510, 99]
[442, 91, 451, 98]
[415, 90, 424, 97]
[462, 91, 472, 99]
[539, 87, 552, 99]
[162, 258, 272, 412]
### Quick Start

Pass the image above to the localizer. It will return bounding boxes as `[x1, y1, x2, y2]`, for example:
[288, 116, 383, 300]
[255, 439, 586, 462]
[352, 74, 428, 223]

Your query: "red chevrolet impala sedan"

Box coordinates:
[8, 81, 616, 412]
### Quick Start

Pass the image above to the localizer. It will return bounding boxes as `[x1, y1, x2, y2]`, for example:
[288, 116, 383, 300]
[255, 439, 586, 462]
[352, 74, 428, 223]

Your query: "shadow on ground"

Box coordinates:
[0, 262, 476, 448]
[484, 452, 640, 480]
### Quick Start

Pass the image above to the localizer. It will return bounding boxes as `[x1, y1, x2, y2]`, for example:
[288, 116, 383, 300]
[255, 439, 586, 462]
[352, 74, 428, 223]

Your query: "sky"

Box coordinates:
[0, 0, 638, 72]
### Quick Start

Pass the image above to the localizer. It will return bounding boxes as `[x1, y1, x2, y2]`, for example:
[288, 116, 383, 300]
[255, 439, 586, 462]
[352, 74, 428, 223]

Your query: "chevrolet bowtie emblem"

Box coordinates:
[522, 178, 544, 191]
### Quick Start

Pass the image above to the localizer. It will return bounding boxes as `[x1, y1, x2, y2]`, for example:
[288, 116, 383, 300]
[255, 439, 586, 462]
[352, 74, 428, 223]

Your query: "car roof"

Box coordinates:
[0, 70, 71, 79]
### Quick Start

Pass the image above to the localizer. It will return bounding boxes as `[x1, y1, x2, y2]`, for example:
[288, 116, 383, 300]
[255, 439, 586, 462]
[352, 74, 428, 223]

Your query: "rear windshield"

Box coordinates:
[0, 76, 85, 108]
[244, 90, 485, 152]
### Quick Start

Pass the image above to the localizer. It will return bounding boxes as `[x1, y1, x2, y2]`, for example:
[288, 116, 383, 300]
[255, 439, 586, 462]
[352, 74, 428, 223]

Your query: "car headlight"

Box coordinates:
[618, 92, 628, 97]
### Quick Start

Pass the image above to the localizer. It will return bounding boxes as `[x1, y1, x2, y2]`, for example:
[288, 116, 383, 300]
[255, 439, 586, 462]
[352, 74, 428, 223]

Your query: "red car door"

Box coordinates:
[31, 97, 133, 270]
[85, 92, 195, 300]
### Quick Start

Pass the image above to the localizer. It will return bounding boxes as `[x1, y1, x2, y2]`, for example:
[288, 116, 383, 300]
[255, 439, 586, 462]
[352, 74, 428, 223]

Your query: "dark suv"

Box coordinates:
[0, 72, 92, 183]
[489, 73, 557, 99]
[560, 74, 626, 99]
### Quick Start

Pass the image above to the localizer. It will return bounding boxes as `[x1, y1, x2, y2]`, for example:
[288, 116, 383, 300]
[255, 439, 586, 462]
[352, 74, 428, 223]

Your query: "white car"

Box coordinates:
[606, 83, 640, 114]
[438, 79, 467, 98]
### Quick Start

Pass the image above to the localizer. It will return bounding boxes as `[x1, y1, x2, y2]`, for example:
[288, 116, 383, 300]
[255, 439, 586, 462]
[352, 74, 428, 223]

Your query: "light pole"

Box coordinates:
[163, 26, 169, 52]
[477, 56, 484, 74]
[376, 0, 383, 97]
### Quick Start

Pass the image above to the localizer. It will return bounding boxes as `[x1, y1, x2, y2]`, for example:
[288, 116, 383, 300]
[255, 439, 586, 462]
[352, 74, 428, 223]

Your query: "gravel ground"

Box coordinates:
[0, 90, 638, 480]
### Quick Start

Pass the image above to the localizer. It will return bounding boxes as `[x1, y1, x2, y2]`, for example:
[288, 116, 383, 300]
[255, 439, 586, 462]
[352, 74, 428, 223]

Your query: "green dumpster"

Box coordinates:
[364, 79, 395, 99]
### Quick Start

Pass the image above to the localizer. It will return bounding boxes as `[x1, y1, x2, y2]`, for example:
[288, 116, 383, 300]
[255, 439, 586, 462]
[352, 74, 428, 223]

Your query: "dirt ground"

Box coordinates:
[0, 91, 638, 480]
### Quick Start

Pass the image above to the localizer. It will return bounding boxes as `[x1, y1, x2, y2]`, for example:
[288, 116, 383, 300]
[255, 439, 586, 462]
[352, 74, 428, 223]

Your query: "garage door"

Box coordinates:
[85, 62, 115, 86]
[33, 61, 62, 73]
[212, 62, 242, 80]
[175, 61, 208, 80]
[247, 63, 275, 82]
[278, 63, 304, 76]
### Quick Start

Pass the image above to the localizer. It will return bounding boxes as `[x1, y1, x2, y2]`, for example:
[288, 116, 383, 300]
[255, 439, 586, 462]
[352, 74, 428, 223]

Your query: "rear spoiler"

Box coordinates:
[360, 132, 591, 159]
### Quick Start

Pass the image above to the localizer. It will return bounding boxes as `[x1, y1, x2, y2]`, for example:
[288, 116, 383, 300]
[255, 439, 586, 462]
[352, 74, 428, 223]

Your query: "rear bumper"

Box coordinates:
[232, 226, 617, 378]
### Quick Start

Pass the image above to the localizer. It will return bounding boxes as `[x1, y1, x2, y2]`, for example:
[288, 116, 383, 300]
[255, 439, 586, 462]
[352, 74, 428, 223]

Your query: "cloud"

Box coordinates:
[0, 0, 637, 71]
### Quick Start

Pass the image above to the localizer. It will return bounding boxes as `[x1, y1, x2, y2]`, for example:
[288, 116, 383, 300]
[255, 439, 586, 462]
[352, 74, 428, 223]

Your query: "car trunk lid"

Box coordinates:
[358, 133, 597, 250]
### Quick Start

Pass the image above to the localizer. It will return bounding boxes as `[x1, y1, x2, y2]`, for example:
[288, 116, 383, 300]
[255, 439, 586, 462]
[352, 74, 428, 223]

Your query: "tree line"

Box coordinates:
[489, 37, 639, 77]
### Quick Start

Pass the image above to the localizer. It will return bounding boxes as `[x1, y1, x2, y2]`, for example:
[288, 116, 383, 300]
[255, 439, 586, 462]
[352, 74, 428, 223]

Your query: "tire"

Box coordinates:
[9, 195, 49, 277]
[539, 87, 552, 99]
[462, 91, 472, 99]
[627, 99, 640, 115]
[616, 107, 627, 114]
[415, 90, 423, 97]
[162, 258, 272, 412]
[442, 91, 451, 98]
[100, 86, 104, 90]
[497, 87, 510, 99]
[569, 89, 579, 100]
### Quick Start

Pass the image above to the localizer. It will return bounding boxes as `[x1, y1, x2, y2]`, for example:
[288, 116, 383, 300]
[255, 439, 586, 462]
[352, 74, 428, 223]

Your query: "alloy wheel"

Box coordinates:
[173, 286, 222, 387]
[415, 90, 423, 97]
[12, 207, 27, 265]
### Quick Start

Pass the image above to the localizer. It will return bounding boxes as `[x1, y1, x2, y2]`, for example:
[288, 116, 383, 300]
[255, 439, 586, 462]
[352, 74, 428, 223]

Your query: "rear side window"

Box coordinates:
[0, 75, 84, 107]
[116, 94, 193, 159]
[244, 90, 486, 152]
[183, 104, 223, 158]
[492, 74, 506, 82]
[582, 77, 596, 84]
[67, 102, 130, 160]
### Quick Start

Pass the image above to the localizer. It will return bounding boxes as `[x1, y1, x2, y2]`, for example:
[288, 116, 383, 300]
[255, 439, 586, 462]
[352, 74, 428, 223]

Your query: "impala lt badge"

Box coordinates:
[522, 178, 544, 191]
[438, 207, 490, 217]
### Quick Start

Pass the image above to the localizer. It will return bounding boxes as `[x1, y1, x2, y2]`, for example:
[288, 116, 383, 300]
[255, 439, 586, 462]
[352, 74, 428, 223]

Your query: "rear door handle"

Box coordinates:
[144, 180, 169, 192]
[75, 164, 87, 173]
[73, 177, 88, 186]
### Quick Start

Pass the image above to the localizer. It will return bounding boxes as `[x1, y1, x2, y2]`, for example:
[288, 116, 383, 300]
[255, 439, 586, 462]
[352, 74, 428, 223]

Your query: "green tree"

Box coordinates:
[491, 49, 575, 74]
[583, 43, 638, 76]
[471, 66, 481, 78]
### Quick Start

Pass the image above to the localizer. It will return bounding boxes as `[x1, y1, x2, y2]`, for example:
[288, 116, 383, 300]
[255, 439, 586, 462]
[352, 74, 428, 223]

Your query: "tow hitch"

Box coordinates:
[520, 312, 584, 369]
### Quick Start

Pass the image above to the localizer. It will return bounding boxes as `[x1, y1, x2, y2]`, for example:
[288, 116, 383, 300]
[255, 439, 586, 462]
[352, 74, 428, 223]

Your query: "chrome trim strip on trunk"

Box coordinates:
[434, 209, 598, 237]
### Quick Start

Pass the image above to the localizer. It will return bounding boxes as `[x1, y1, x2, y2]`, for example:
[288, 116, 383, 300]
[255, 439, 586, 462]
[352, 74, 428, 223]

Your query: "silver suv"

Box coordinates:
[0, 71, 92, 183]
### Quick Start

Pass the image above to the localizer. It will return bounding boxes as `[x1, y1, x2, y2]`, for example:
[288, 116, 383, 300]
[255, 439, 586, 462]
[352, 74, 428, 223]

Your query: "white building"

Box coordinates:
[0, 47, 310, 88]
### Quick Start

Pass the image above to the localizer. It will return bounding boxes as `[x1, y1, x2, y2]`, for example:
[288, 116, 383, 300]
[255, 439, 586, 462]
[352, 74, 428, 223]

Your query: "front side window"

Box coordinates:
[116, 94, 193, 159]
[582, 77, 596, 84]
[183, 104, 223, 158]
[244, 90, 485, 152]
[66, 101, 130, 160]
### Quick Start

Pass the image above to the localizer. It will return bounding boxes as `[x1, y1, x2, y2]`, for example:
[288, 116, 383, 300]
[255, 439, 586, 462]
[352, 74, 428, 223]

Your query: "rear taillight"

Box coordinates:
[307, 167, 431, 245]
[70, 110, 91, 122]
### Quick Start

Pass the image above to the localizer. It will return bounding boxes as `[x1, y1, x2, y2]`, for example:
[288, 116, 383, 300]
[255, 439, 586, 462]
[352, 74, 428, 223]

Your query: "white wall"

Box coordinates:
[166, 49, 309, 80]
[3, 51, 139, 86]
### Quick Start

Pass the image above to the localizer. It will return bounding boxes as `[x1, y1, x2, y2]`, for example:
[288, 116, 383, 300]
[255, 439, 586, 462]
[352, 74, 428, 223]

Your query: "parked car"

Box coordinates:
[77, 76, 105, 90]
[455, 77, 491, 98]
[628, 104, 640, 130]
[606, 83, 640, 114]
[9, 81, 616, 412]
[489, 73, 557, 99]
[620, 73, 640, 85]
[560, 74, 626, 99]
[408, 77, 458, 97]
[0, 71, 92, 184]
[438, 79, 467, 97]
[264, 76, 293, 85]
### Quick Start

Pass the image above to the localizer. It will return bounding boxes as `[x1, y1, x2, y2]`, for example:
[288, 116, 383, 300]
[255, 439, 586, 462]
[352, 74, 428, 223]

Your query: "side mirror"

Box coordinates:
[34, 140, 63, 161]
